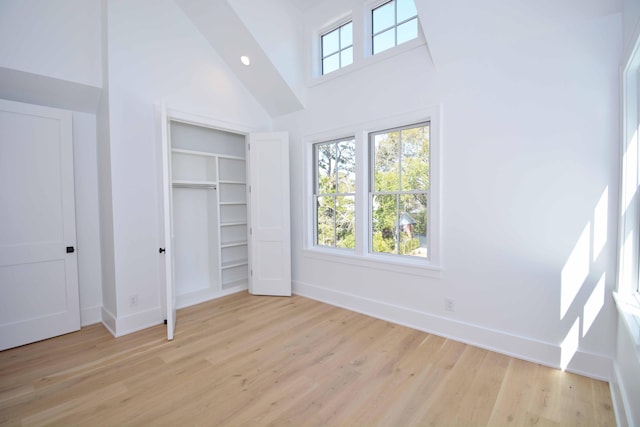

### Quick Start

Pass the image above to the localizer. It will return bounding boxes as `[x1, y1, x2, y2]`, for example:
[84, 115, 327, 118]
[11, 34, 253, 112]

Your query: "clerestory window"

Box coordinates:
[321, 21, 353, 75]
[372, 0, 419, 55]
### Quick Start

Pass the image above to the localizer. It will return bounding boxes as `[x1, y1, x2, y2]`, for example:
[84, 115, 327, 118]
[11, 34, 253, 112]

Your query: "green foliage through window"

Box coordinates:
[314, 138, 356, 249]
[370, 123, 429, 258]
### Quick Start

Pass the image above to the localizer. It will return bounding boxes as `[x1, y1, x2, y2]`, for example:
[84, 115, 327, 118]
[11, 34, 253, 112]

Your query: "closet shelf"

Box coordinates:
[219, 201, 246, 206]
[219, 180, 246, 185]
[222, 259, 248, 269]
[220, 221, 247, 227]
[172, 180, 217, 189]
[221, 240, 248, 248]
[172, 148, 218, 157]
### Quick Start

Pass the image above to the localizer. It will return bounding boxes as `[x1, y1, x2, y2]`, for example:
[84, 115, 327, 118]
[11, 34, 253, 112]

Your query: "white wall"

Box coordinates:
[0, 0, 104, 328]
[103, 0, 271, 335]
[612, 1, 640, 424]
[72, 112, 103, 326]
[276, 0, 622, 380]
[0, 0, 102, 88]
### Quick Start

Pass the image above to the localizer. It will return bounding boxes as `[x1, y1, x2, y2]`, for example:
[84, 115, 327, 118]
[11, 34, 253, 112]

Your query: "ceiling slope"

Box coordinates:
[416, 0, 622, 66]
[174, 0, 304, 118]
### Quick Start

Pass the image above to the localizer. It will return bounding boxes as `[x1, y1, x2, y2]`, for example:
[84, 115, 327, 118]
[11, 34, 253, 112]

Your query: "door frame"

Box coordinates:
[156, 106, 256, 339]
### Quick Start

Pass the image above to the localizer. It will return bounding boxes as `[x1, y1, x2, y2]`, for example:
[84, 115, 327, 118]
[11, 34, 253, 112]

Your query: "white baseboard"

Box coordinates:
[100, 306, 163, 338]
[101, 307, 116, 337]
[80, 305, 102, 327]
[293, 280, 612, 381]
[611, 362, 631, 427]
[176, 285, 248, 309]
[114, 306, 164, 337]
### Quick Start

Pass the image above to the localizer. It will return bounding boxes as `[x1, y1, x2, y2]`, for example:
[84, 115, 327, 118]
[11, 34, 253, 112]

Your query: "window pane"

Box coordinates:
[317, 196, 335, 247]
[336, 139, 356, 193]
[373, 29, 395, 55]
[335, 196, 355, 249]
[373, 1, 395, 34]
[372, 194, 398, 254]
[340, 22, 353, 48]
[397, 0, 417, 22]
[399, 194, 426, 257]
[400, 125, 429, 191]
[316, 143, 335, 193]
[341, 47, 353, 67]
[323, 53, 340, 75]
[322, 28, 339, 57]
[397, 18, 418, 45]
[374, 131, 400, 192]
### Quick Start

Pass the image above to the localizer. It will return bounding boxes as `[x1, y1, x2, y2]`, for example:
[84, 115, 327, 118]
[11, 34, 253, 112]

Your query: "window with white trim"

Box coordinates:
[314, 138, 356, 248]
[370, 123, 429, 258]
[321, 21, 353, 75]
[372, 0, 419, 55]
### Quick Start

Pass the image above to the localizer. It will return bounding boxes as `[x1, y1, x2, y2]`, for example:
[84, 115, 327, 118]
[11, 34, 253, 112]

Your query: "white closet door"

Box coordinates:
[247, 132, 291, 296]
[158, 105, 176, 340]
[0, 99, 80, 350]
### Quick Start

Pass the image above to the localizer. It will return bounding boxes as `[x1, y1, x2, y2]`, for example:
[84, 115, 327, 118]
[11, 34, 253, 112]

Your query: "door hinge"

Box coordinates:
[249, 227, 252, 235]
[249, 185, 251, 193]
[251, 269, 253, 277]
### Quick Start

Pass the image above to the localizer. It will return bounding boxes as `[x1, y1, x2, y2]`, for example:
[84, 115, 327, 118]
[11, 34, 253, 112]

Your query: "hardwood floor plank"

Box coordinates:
[0, 292, 616, 426]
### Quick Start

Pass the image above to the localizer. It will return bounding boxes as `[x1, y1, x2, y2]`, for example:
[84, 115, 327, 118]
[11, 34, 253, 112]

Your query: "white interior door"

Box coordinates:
[0, 99, 80, 350]
[157, 105, 176, 340]
[247, 132, 291, 296]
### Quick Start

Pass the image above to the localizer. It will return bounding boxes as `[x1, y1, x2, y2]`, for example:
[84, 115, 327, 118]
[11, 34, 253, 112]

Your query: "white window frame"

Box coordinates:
[370, 0, 419, 55]
[320, 21, 354, 76]
[308, 2, 425, 85]
[303, 106, 441, 277]
[368, 122, 430, 259]
[313, 137, 357, 249]
[616, 24, 640, 349]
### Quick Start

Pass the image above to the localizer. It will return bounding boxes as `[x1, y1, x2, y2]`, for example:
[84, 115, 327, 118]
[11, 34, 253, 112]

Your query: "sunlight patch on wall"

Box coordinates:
[560, 317, 580, 371]
[561, 223, 590, 319]
[582, 273, 605, 337]
[592, 188, 608, 262]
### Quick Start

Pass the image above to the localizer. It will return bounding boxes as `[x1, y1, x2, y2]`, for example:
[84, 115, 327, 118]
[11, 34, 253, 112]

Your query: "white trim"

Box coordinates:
[611, 362, 632, 427]
[113, 307, 164, 338]
[307, 0, 427, 87]
[294, 280, 612, 381]
[175, 285, 247, 310]
[165, 107, 258, 136]
[101, 307, 116, 337]
[80, 305, 102, 326]
[302, 106, 442, 272]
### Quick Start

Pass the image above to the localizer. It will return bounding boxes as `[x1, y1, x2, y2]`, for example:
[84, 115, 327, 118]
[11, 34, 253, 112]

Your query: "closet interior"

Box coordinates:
[169, 121, 248, 308]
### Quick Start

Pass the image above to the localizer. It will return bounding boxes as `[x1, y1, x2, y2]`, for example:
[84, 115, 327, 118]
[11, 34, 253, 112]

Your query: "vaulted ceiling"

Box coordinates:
[175, 0, 622, 118]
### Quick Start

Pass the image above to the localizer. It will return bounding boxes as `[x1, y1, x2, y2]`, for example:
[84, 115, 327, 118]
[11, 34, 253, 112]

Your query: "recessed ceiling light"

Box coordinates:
[240, 56, 251, 66]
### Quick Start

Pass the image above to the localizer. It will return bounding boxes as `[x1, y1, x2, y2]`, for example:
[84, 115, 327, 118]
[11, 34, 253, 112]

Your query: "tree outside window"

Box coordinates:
[370, 123, 429, 258]
[314, 138, 356, 249]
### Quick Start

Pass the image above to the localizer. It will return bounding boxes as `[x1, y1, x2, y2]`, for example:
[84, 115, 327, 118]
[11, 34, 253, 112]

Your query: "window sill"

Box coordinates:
[613, 292, 640, 352]
[302, 247, 442, 278]
[308, 38, 427, 88]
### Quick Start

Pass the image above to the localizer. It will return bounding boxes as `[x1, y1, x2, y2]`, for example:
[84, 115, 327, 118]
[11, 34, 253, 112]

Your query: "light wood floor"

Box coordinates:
[0, 292, 615, 426]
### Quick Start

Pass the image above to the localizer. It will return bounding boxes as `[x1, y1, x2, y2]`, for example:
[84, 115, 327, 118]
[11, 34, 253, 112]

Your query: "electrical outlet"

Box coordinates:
[445, 297, 455, 312]
[129, 295, 139, 307]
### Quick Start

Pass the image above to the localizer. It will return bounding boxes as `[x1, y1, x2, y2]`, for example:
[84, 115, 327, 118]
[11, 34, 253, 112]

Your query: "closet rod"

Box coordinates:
[172, 183, 217, 190]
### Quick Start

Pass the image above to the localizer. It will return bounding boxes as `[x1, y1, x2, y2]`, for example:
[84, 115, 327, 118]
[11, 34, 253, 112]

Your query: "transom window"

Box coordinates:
[372, 0, 418, 55]
[370, 123, 429, 258]
[321, 21, 353, 75]
[314, 138, 356, 248]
